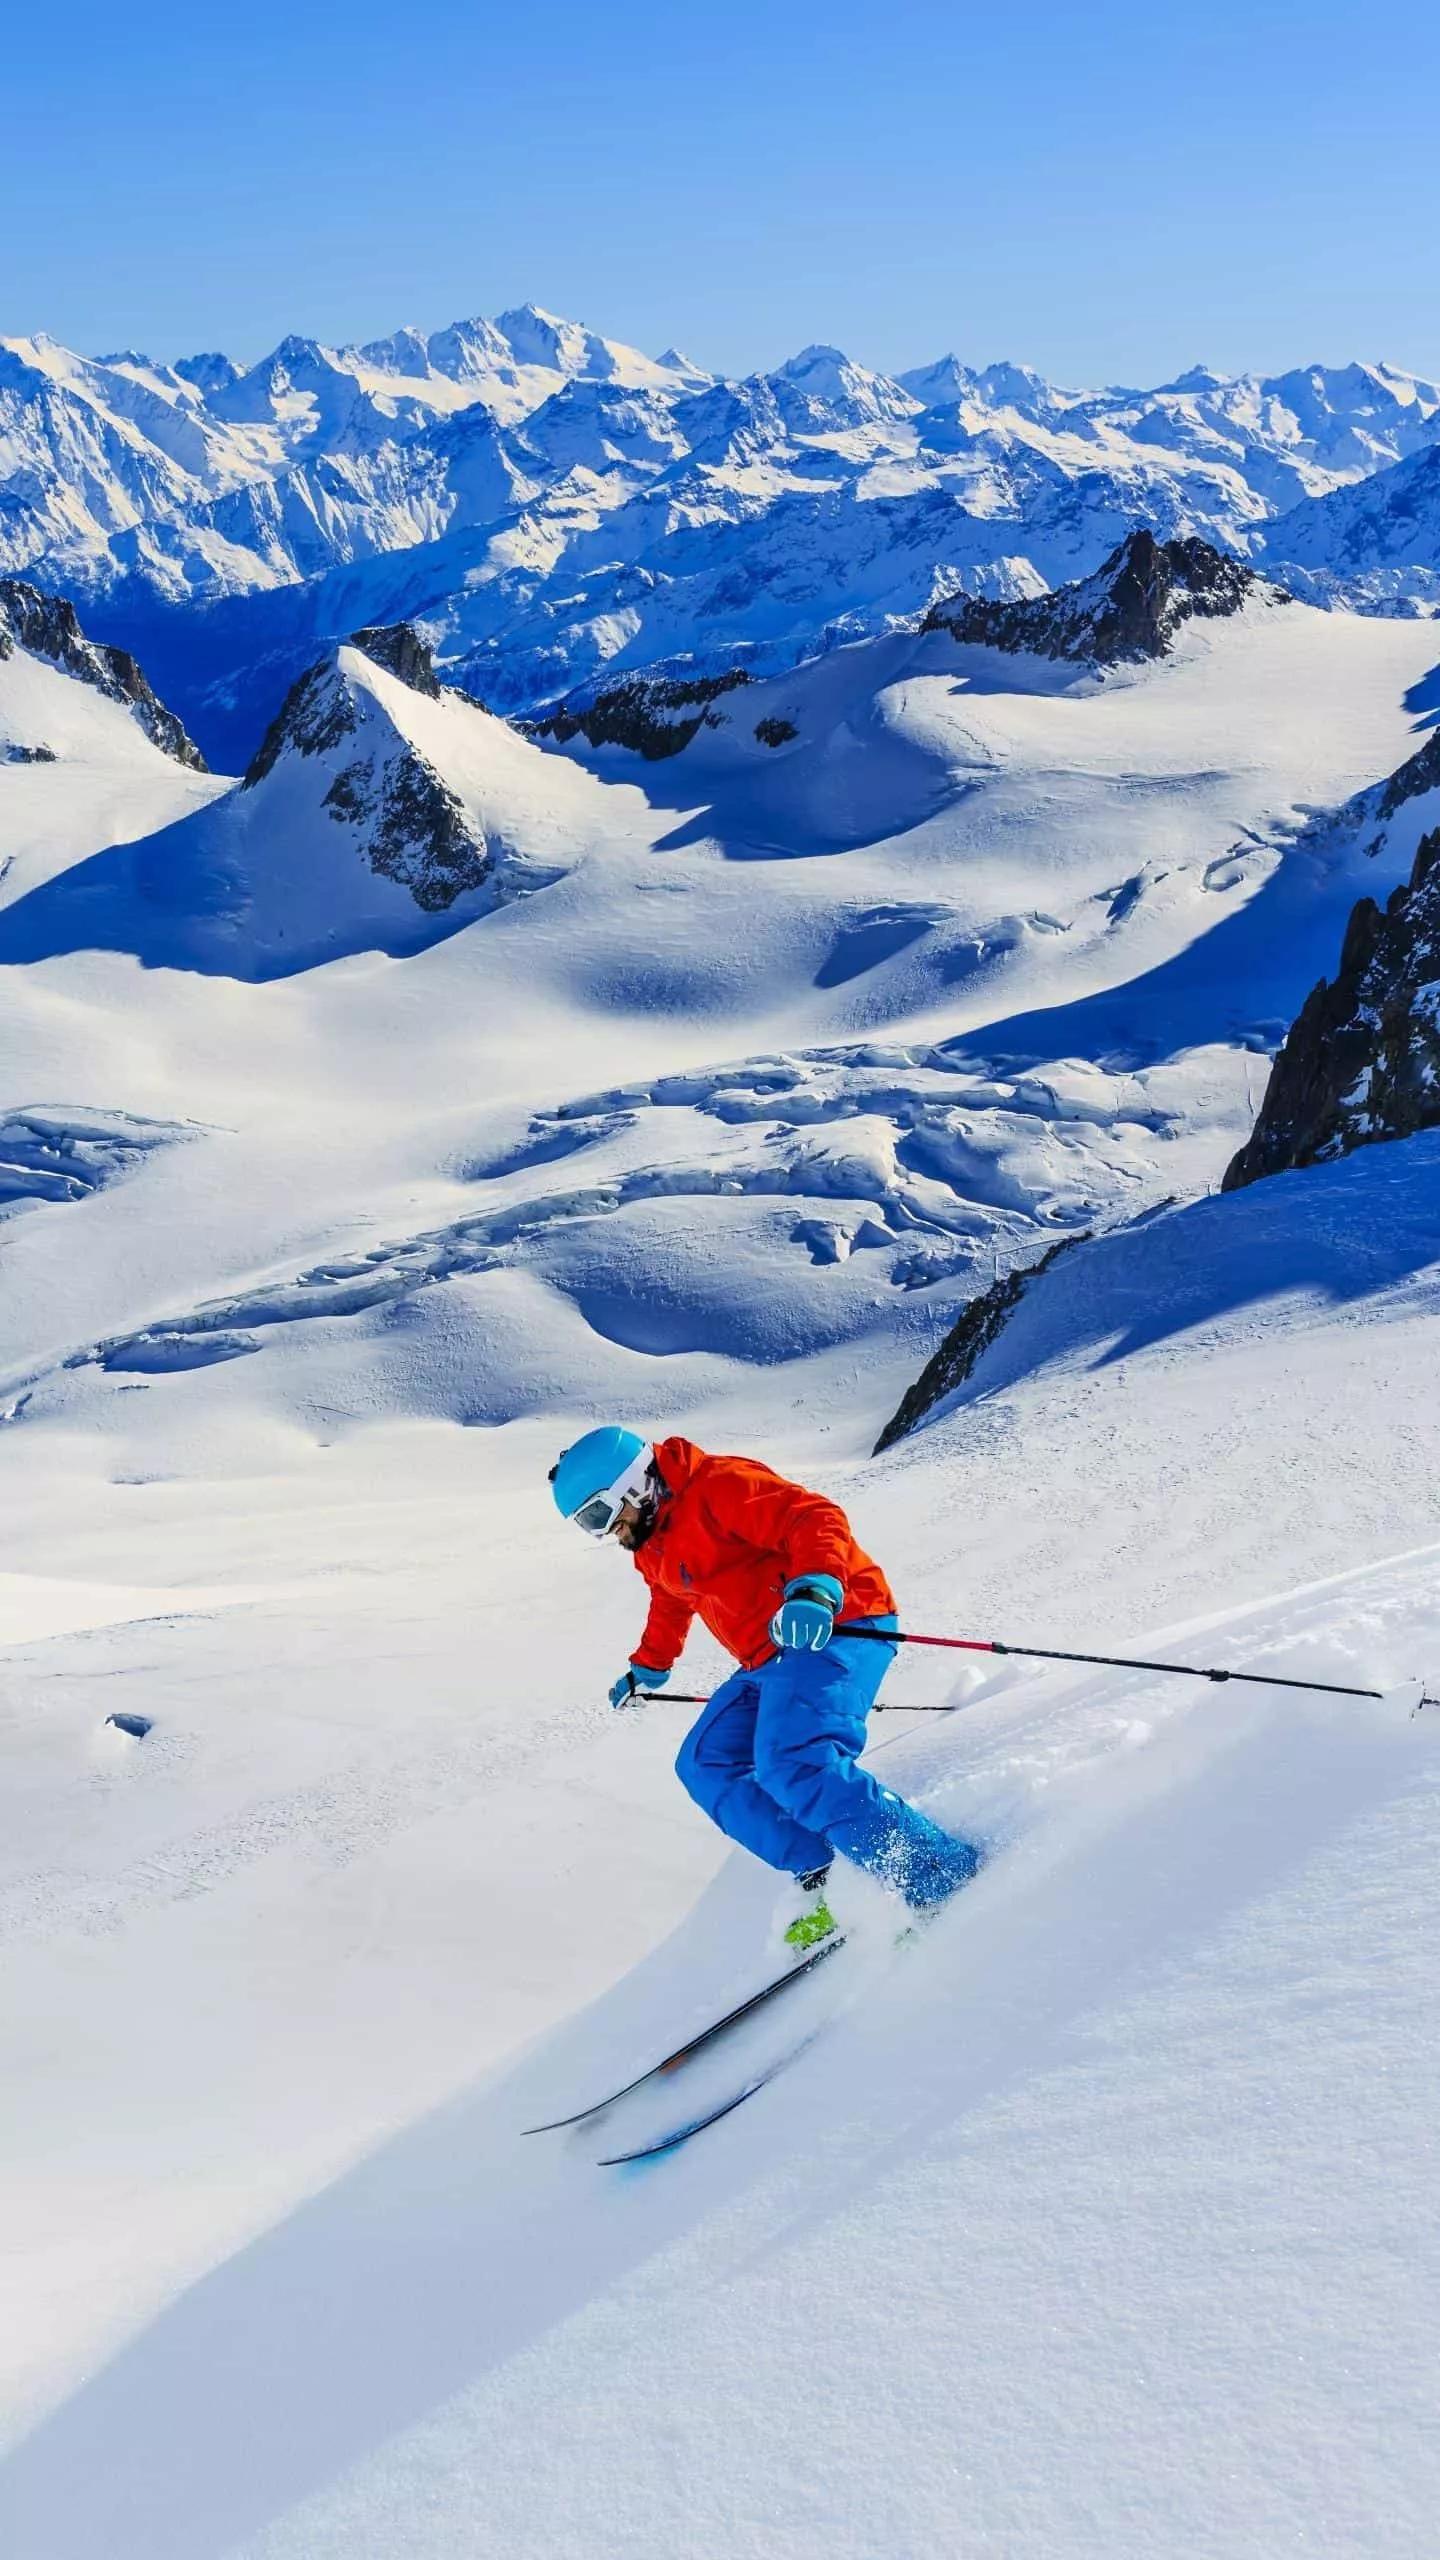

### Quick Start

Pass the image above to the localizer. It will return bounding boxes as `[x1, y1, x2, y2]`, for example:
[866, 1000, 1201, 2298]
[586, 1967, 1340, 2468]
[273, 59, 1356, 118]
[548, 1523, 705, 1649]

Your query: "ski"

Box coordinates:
[596, 2056, 796, 2165]
[521, 1931, 847, 2136]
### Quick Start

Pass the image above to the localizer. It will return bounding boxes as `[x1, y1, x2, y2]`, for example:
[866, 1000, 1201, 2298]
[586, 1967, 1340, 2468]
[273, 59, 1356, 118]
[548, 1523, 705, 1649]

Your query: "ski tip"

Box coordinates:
[597, 2074, 771, 2165]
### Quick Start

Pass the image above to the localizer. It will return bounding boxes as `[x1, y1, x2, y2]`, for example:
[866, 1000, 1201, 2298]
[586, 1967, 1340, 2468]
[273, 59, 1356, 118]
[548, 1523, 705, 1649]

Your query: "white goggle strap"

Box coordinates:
[573, 1447, 653, 1535]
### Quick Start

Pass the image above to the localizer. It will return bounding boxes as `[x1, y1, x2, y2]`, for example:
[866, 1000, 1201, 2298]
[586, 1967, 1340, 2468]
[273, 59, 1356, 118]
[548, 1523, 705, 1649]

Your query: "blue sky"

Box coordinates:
[4, 0, 1436, 383]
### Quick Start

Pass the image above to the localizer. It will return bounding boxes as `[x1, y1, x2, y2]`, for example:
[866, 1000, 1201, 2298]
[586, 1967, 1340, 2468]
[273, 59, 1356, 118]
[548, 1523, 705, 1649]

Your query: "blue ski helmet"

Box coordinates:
[550, 1426, 653, 1536]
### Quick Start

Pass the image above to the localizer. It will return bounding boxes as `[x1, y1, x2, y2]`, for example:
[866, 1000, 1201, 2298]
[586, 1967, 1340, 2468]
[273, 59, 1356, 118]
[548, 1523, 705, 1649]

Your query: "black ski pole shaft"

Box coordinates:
[838, 1624, 1388, 1703]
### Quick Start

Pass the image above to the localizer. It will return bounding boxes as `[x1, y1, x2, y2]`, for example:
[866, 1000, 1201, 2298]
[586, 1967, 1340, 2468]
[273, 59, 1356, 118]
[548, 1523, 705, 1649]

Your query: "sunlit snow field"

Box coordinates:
[1, 587, 1438, 2557]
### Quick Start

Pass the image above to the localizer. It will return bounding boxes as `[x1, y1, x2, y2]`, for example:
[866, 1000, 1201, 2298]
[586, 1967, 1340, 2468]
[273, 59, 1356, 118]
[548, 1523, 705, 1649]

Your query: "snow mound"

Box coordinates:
[0, 630, 598, 976]
[0, 1107, 196, 1213]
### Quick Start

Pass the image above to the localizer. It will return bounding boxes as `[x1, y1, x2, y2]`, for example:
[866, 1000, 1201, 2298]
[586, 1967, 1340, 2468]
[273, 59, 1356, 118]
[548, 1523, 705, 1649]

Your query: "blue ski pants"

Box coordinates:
[674, 1618, 979, 1909]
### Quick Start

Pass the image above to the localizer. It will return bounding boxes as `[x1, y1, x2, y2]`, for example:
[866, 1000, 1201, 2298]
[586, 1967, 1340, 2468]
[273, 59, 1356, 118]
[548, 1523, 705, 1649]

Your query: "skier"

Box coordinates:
[550, 1428, 981, 1950]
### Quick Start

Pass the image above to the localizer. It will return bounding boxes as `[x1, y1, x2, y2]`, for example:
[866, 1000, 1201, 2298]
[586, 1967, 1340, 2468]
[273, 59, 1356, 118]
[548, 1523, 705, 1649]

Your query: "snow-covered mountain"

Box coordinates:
[1261, 438, 1440, 615]
[1224, 724, 1440, 1185]
[0, 578, 204, 768]
[3, 547, 1434, 1407]
[5, 311, 1438, 765]
[0, 621, 614, 977]
[3, 438, 1440, 2552]
[0, 577, 223, 911]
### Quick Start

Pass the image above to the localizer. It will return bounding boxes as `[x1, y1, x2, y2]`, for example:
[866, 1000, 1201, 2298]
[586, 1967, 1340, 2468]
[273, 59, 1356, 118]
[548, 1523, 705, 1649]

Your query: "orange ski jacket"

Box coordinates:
[631, 1435, 895, 1674]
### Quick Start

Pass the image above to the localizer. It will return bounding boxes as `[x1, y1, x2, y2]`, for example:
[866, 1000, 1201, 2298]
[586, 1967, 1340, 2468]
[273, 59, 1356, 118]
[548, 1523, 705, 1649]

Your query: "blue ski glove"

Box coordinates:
[770, 1574, 845, 1652]
[609, 1663, 670, 1710]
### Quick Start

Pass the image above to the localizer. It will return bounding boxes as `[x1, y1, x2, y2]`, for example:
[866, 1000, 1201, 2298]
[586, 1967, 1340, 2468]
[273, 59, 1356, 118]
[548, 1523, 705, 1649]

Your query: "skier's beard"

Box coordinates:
[615, 1475, 664, 1552]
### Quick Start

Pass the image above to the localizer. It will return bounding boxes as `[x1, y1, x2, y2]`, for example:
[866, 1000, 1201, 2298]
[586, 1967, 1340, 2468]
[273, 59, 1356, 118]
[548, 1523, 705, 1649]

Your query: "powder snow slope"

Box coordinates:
[1, 1135, 1437, 2560]
[1, 565, 1439, 2554]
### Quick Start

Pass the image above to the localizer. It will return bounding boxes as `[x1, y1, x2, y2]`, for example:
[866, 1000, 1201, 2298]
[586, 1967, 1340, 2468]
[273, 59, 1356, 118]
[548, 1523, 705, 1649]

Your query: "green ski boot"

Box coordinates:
[784, 1896, 838, 1953]
[783, 1863, 838, 1954]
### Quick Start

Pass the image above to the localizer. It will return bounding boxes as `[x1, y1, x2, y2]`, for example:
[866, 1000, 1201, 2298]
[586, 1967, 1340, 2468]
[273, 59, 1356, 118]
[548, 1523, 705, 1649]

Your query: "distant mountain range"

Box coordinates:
[3, 306, 1438, 766]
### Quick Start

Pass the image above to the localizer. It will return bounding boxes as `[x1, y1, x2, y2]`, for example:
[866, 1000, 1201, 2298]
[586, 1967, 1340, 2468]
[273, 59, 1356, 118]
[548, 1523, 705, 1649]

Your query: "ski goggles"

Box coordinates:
[567, 1448, 654, 1539]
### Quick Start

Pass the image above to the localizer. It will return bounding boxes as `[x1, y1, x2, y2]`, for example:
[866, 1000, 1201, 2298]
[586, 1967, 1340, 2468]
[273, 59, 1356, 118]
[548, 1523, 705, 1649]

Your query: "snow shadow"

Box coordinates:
[0, 822, 487, 980]
[954, 1131, 1440, 1400]
[0, 1690, 1421, 2560]
[1401, 659, 1440, 728]
[969, 836, 1335, 1070]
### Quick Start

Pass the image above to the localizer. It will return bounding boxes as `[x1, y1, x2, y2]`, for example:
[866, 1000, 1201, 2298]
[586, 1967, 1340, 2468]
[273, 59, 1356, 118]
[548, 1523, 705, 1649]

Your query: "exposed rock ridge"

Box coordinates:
[1223, 824, 1440, 1188]
[240, 621, 490, 912]
[1379, 725, 1440, 819]
[323, 752, 489, 913]
[922, 531, 1278, 665]
[0, 576, 207, 769]
[242, 660, 358, 786]
[348, 623, 442, 697]
[526, 666, 750, 760]
[243, 621, 444, 786]
[873, 1231, 1090, 1451]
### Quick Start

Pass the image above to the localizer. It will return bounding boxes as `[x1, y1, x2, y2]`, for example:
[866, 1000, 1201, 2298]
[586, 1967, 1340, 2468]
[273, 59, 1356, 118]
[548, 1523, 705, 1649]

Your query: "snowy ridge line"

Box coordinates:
[1081, 1534, 1440, 1668]
[883, 1550, 1440, 1768]
[5, 317, 1440, 763]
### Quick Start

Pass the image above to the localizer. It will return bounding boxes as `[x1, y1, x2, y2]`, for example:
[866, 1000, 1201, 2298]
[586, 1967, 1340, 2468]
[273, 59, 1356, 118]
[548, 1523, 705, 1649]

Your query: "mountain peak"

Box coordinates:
[924, 529, 1276, 665]
[767, 343, 918, 428]
[348, 622, 443, 696]
[0, 576, 206, 768]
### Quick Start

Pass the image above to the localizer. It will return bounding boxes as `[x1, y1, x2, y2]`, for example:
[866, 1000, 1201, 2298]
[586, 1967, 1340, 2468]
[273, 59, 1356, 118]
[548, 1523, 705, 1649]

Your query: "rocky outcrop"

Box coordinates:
[1378, 725, 1440, 820]
[873, 1232, 1089, 1451]
[1223, 824, 1440, 1188]
[242, 659, 358, 786]
[323, 752, 488, 912]
[923, 531, 1277, 666]
[349, 622, 442, 697]
[244, 622, 449, 786]
[526, 667, 750, 760]
[241, 622, 490, 913]
[0, 577, 207, 769]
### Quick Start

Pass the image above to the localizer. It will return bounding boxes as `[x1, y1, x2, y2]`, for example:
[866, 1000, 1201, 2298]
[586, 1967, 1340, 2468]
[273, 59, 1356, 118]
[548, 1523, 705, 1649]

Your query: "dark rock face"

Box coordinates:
[1378, 725, 1440, 819]
[243, 661, 359, 785]
[923, 530, 1275, 666]
[242, 627, 490, 912]
[0, 577, 208, 769]
[1223, 825, 1440, 1189]
[754, 715, 798, 747]
[527, 666, 750, 760]
[348, 623, 442, 698]
[873, 1232, 1089, 1451]
[324, 753, 489, 913]
[244, 622, 445, 785]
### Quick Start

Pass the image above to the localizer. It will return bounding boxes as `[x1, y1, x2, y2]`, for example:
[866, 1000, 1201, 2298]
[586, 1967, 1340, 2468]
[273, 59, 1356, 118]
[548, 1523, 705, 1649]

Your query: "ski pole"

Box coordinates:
[837, 1625, 1435, 1707]
[653, 1691, 957, 1711]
